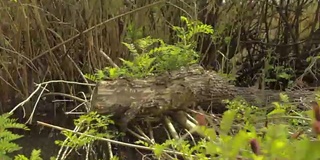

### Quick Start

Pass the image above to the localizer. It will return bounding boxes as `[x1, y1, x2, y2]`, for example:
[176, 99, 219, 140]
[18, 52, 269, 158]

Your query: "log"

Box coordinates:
[90, 64, 317, 128]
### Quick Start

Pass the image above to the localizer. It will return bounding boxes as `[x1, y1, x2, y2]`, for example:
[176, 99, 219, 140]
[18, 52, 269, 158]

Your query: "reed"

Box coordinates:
[0, 0, 318, 114]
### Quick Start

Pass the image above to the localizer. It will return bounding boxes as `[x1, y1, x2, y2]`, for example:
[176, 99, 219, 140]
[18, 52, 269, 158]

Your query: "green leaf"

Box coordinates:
[135, 140, 149, 147]
[30, 149, 42, 160]
[229, 131, 251, 159]
[300, 140, 320, 160]
[279, 93, 289, 103]
[267, 109, 286, 117]
[220, 110, 236, 135]
[14, 155, 29, 160]
[153, 144, 166, 158]
[108, 68, 119, 78]
[122, 42, 138, 56]
[203, 128, 217, 140]
[277, 72, 292, 80]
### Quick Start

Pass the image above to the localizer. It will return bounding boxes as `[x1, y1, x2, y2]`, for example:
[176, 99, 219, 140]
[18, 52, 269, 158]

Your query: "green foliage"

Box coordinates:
[0, 113, 45, 160]
[124, 23, 144, 43]
[85, 16, 214, 81]
[146, 95, 320, 160]
[110, 156, 120, 160]
[14, 149, 42, 160]
[173, 16, 214, 47]
[55, 112, 116, 149]
[0, 113, 29, 159]
[263, 52, 295, 88]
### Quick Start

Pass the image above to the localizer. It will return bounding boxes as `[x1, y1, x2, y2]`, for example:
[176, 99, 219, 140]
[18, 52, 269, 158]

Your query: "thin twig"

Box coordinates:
[9, 83, 42, 115]
[26, 83, 48, 124]
[42, 92, 87, 103]
[127, 128, 150, 142]
[31, 1, 165, 61]
[164, 116, 179, 139]
[37, 121, 198, 158]
[99, 49, 119, 68]
[9, 80, 94, 120]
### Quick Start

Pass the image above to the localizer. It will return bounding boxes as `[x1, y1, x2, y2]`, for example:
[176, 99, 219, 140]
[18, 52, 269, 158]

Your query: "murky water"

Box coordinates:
[9, 125, 64, 159]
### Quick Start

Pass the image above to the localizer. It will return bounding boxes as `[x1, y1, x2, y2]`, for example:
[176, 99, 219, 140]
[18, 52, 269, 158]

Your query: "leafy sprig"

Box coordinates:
[85, 16, 214, 81]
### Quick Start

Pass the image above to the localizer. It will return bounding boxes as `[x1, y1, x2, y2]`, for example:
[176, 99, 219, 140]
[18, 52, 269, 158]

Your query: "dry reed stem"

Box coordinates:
[0, 0, 318, 113]
[37, 120, 199, 158]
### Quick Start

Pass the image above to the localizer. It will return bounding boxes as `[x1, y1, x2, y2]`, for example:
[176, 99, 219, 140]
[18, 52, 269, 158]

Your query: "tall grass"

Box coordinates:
[0, 0, 319, 114]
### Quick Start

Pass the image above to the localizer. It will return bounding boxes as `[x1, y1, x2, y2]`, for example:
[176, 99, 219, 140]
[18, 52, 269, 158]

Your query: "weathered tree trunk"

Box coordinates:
[90, 64, 316, 128]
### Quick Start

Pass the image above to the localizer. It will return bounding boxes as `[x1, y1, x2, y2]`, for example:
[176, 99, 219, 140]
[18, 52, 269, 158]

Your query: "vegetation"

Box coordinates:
[3, 96, 320, 159]
[148, 97, 320, 160]
[1, 0, 320, 160]
[1, 0, 319, 111]
[0, 113, 42, 160]
[85, 16, 213, 81]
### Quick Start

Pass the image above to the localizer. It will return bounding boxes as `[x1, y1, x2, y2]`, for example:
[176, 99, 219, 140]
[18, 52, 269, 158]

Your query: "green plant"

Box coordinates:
[0, 113, 28, 159]
[0, 113, 44, 160]
[55, 112, 116, 148]
[14, 149, 42, 160]
[144, 95, 320, 160]
[261, 51, 295, 89]
[85, 16, 214, 81]
[54, 112, 118, 159]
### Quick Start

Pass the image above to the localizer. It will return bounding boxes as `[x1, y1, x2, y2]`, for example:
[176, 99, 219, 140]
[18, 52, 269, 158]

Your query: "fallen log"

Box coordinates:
[90, 64, 317, 129]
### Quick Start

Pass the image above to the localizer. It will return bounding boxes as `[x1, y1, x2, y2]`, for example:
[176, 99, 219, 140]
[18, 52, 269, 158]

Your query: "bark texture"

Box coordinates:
[90, 64, 316, 127]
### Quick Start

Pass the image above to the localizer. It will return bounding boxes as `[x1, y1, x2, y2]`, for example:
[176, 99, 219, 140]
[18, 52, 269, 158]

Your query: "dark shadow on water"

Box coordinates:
[10, 125, 65, 159]
[8, 118, 144, 160]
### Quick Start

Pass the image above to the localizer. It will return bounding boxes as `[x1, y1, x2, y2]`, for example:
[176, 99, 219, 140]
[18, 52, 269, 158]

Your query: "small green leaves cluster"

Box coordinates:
[0, 112, 118, 160]
[85, 16, 214, 81]
[0, 113, 44, 160]
[149, 94, 320, 160]
[263, 52, 295, 88]
[14, 149, 42, 160]
[55, 112, 116, 149]
[0, 113, 28, 159]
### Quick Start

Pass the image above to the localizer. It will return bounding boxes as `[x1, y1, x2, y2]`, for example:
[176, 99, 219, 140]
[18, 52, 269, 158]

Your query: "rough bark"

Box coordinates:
[90, 64, 316, 128]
